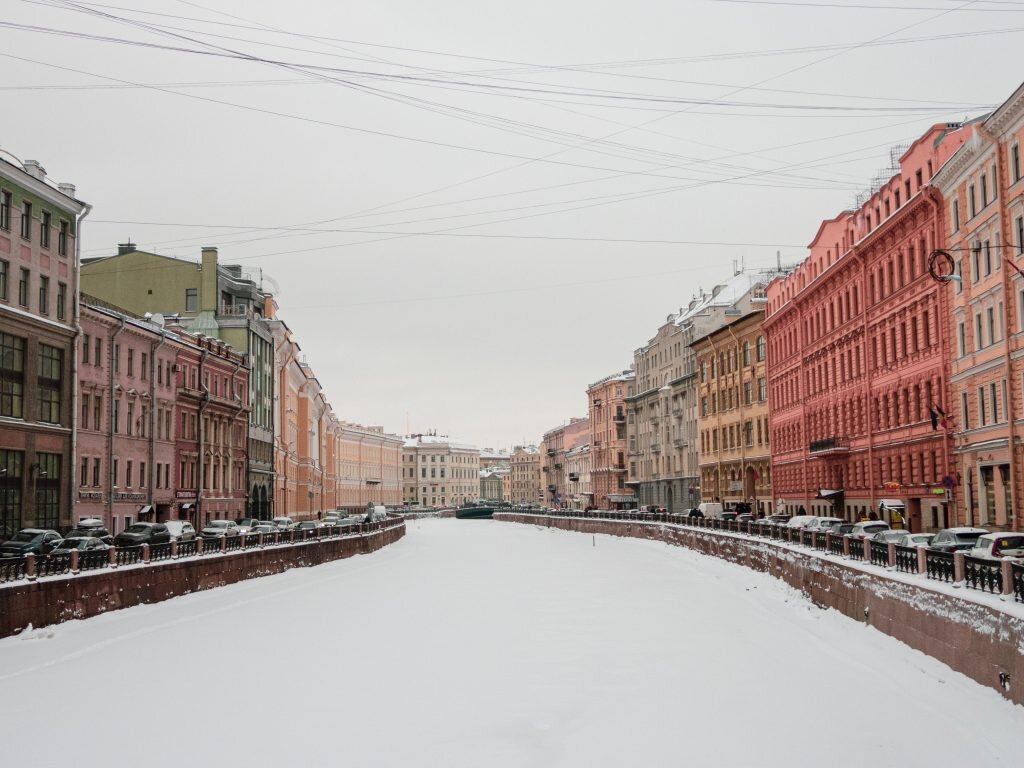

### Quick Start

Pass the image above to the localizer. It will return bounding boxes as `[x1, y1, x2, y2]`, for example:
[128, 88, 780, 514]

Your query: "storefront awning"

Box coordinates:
[607, 494, 636, 503]
[180, 503, 195, 511]
[816, 489, 844, 499]
[137, 505, 153, 517]
[878, 498, 905, 510]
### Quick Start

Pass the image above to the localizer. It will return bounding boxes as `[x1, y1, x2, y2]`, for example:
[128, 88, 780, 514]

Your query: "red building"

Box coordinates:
[171, 326, 249, 525]
[765, 124, 969, 531]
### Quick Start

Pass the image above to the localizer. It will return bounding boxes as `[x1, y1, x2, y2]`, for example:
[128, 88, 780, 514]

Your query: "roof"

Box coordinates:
[403, 434, 478, 452]
[673, 269, 782, 328]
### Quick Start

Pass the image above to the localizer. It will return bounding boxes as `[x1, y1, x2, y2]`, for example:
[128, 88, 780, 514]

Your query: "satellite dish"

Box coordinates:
[151, 313, 165, 327]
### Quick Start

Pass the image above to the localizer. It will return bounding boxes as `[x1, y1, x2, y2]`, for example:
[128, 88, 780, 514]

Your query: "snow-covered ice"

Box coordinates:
[0, 519, 1020, 767]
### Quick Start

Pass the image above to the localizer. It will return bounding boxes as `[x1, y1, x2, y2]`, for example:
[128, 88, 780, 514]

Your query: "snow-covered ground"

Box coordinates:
[0, 519, 1020, 767]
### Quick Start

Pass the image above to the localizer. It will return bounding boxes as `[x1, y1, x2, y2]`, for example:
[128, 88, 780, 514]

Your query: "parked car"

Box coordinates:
[163, 521, 197, 542]
[114, 523, 171, 548]
[272, 516, 296, 531]
[765, 514, 792, 526]
[736, 513, 753, 524]
[0, 529, 63, 557]
[201, 520, 240, 539]
[967, 532, 1024, 560]
[68, 518, 115, 545]
[295, 521, 321, 534]
[822, 521, 856, 536]
[785, 515, 818, 529]
[870, 529, 907, 545]
[51, 537, 111, 554]
[847, 521, 890, 541]
[805, 517, 843, 534]
[234, 518, 263, 535]
[687, 507, 704, 519]
[251, 524, 277, 536]
[893, 532, 935, 549]
[336, 515, 365, 527]
[696, 502, 724, 518]
[929, 527, 988, 553]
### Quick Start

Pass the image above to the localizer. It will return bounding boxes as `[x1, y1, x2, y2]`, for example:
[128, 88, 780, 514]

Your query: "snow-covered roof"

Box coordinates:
[404, 434, 479, 452]
[674, 269, 782, 328]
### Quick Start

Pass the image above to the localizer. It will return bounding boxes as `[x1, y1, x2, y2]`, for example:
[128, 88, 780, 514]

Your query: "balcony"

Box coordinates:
[673, 438, 687, 449]
[542, 466, 549, 473]
[612, 464, 627, 473]
[650, 442, 661, 453]
[613, 411, 626, 424]
[568, 473, 580, 482]
[808, 436, 850, 456]
[547, 484, 557, 492]
[546, 448, 556, 456]
[672, 407, 683, 417]
[628, 447, 640, 456]
[650, 415, 661, 426]
[554, 463, 563, 470]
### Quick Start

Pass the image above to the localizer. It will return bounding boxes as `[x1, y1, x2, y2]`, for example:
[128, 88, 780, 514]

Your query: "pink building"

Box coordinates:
[765, 123, 968, 531]
[77, 301, 178, 533]
[172, 329, 248, 525]
[587, 370, 635, 509]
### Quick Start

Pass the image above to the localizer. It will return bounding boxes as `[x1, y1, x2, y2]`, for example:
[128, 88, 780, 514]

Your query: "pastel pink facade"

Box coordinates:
[933, 83, 1024, 531]
[587, 371, 635, 509]
[765, 123, 968, 531]
[76, 303, 178, 532]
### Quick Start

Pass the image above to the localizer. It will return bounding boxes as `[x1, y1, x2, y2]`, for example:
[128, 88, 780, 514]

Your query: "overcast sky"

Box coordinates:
[3, 0, 1021, 449]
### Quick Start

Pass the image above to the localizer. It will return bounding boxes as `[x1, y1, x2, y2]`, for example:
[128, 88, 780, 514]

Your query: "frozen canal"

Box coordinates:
[0, 519, 1020, 767]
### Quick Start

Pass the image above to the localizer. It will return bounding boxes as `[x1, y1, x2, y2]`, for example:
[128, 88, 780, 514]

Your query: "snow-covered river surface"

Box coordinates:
[0, 519, 1020, 767]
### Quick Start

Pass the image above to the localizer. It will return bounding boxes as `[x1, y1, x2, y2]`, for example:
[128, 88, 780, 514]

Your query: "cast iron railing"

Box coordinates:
[848, 538, 864, 561]
[869, 541, 889, 567]
[894, 545, 918, 574]
[963, 556, 1002, 594]
[925, 550, 955, 583]
[0, 556, 27, 582]
[116, 546, 143, 566]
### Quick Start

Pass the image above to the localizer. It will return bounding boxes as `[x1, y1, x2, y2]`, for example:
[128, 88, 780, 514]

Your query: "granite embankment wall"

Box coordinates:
[0, 523, 405, 638]
[497, 513, 1024, 707]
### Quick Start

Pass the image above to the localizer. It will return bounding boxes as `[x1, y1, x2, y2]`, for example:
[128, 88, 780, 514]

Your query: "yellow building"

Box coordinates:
[694, 310, 773, 515]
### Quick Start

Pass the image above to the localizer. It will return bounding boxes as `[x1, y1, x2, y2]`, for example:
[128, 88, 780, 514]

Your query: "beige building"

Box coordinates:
[333, 422, 403, 511]
[627, 269, 784, 512]
[565, 443, 591, 509]
[479, 449, 510, 469]
[479, 467, 508, 501]
[510, 445, 541, 504]
[588, 370, 635, 509]
[402, 434, 480, 507]
[694, 311, 773, 514]
[540, 417, 589, 508]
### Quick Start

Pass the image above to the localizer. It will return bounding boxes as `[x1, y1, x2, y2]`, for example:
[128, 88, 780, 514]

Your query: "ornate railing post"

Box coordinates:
[108, 546, 118, 568]
[196, 537, 204, 556]
[1000, 560, 1014, 599]
[170, 540, 178, 559]
[953, 552, 966, 587]
[69, 549, 80, 575]
[916, 546, 927, 574]
[887, 542, 896, 569]
[842, 536, 850, 558]
[141, 543, 150, 563]
[24, 553, 36, 581]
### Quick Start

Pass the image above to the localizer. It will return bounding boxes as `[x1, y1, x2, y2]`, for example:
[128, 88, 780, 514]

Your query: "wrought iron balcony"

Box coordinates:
[568, 473, 579, 481]
[673, 438, 687, 448]
[808, 436, 850, 456]
[546, 448, 556, 456]
[650, 442, 661, 453]
[612, 464, 627, 473]
[613, 411, 626, 424]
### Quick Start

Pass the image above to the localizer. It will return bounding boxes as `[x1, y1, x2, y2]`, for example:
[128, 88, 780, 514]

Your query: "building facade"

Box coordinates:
[587, 370, 634, 509]
[402, 434, 480, 507]
[766, 124, 968, 530]
[628, 271, 780, 513]
[80, 245, 276, 518]
[333, 422, 403, 511]
[510, 445, 541, 504]
[540, 417, 588, 508]
[934, 85, 1024, 531]
[694, 311, 772, 514]
[0, 158, 86, 537]
[564, 442, 591, 509]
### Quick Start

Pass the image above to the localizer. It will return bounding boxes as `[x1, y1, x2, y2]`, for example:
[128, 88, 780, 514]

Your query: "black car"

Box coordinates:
[0, 529, 63, 557]
[688, 508, 704, 519]
[113, 523, 171, 548]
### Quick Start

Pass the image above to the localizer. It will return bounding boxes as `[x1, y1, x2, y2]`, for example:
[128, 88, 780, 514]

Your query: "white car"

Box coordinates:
[847, 521, 890, 541]
[201, 520, 240, 539]
[968, 532, 1024, 561]
[272, 516, 296, 531]
[893, 532, 935, 549]
[805, 517, 843, 534]
[785, 515, 818, 529]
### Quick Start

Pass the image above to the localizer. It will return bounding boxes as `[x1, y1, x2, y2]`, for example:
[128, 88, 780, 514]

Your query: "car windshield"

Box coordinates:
[55, 539, 85, 549]
[911, 535, 933, 544]
[11, 532, 42, 543]
[207, 521, 229, 528]
[124, 525, 150, 534]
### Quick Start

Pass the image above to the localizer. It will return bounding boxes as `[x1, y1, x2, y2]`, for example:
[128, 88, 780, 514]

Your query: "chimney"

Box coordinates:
[57, 182, 76, 198]
[22, 160, 46, 180]
[118, 242, 136, 255]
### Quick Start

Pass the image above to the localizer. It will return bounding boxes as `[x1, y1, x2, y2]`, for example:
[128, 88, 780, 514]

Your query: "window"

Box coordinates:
[987, 307, 995, 345]
[957, 320, 965, 356]
[58, 220, 69, 256]
[81, 393, 89, 429]
[744, 381, 752, 405]
[82, 334, 90, 363]
[80, 456, 88, 487]
[991, 382, 999, 424]
[756, 335, 766, 362]
[114, 344, 120, 373]
[185, 288, 198, 312]
[40, 211, 51, 248]
[141, 352, 147, 380]
[0, 450, 23, 539]
[952, 199, 960, 232]
[92, 457, 100, 487]
[139, 461, 146, 488]
[38, 275, 49, 315]
[0, 333, 26, 419]
[0, 191, 10, 231]
[127, 348, 134, 377]
[981, 174, 988, 208]
[56, 282, 66, 321]
[978, 386, 987, 427]
[114, 398, 120, 434]
[961, 392, 970, 431]
[33, 453, 61, 530]
[38, 344, 63, 423]
[93, 393, 101, 430]
[969, 184, 976, 217]
[742, 341, 750, 366]
[975, 313, 983, 350]
[0, 259, 6, 300]
[20, 201, 31, 240]
[126, 460, 133, 488]
[18, 268, 28, 307]
[758, 377, 767, 401]
[1017, 216, 1023, 255]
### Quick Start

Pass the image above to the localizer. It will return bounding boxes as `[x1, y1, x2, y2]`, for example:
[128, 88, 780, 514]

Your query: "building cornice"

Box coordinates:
[984, 82, 1024, 135]
[932, 131, 987, 190]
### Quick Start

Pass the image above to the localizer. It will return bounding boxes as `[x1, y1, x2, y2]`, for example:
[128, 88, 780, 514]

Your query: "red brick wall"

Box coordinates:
[0, 525, 404, 638]
[498, 514, 1024, 706]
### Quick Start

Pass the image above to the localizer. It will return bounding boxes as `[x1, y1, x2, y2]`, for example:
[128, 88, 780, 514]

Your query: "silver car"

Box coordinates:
[201, 520, 240, 539]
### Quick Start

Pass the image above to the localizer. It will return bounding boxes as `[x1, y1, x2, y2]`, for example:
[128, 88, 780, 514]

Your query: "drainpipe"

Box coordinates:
[197, 346, 210, 524]
[68, 202, 91, 529]
[107, 316, 127, 527]
[148, 330, 168, 518]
